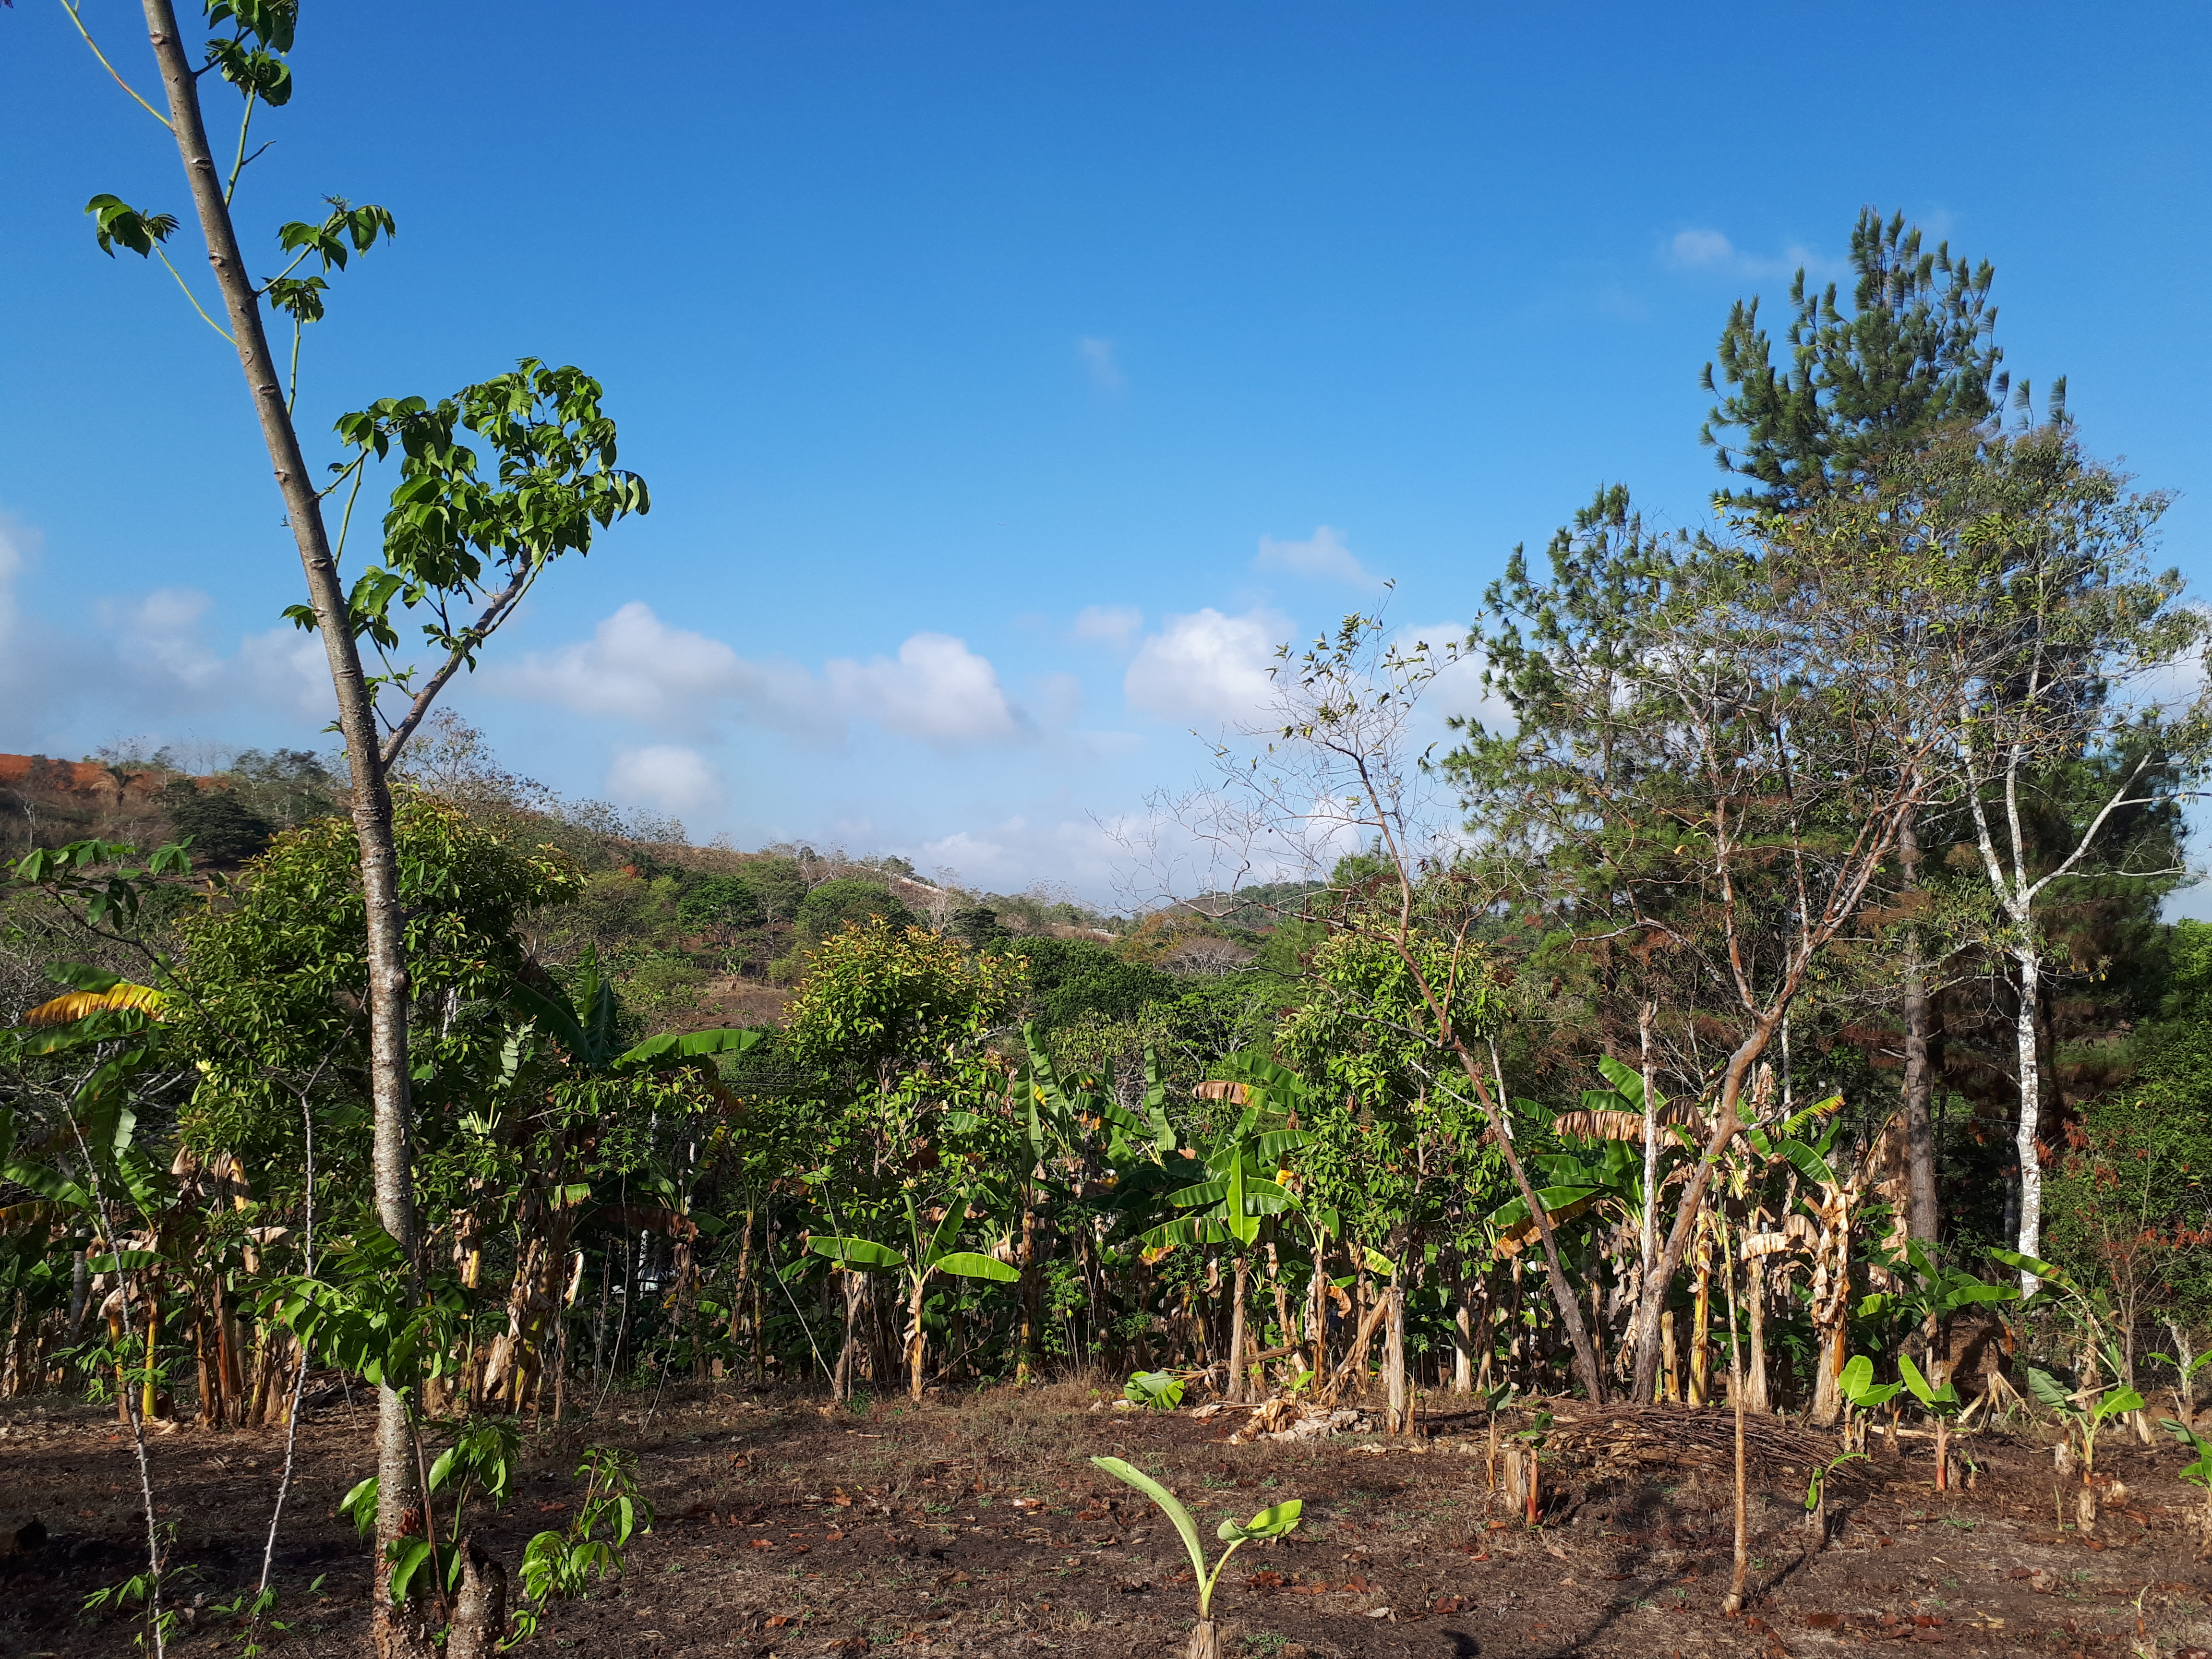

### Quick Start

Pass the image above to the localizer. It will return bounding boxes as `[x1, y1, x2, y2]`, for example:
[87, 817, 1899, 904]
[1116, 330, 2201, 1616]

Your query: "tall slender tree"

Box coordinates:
[1699, 205, 2021, 1244]
[61, 9, 646, 1652]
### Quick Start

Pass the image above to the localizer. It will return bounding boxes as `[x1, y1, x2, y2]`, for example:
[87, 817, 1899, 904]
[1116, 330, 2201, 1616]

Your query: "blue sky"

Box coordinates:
[4, 2, 2208, 905]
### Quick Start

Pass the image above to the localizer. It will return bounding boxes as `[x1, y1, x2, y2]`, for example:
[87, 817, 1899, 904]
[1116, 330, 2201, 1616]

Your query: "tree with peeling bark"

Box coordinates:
[56, 6, 649, 1651]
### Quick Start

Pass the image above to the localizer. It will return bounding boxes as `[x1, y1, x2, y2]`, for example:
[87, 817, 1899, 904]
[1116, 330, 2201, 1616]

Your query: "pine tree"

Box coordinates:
[1699, 207, 2023, 506]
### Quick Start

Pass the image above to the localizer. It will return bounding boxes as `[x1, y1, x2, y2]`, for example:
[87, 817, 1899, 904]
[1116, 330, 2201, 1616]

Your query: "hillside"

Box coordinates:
[0, 723, 1301, 1044]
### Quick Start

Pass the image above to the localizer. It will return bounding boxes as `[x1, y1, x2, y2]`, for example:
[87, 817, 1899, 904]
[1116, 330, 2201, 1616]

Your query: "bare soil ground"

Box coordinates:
[6, 1382, 2212, 1658]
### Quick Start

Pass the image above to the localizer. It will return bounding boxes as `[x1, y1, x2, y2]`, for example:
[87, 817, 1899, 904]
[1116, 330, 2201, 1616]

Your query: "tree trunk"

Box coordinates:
[832, 1271, 863, 1402]
[1385, 1271, 1407, 1434]
[1745, 1257, 1769, 1414]
[1307, 1238, 1331, 1384]
[1016, 1198, 1039, 1386]
[1638, 1000, 1660, 1289]
[1453, 1274, 1474, 1395]
[1629, 1023, 1778, 1405]
[2013, 949, 2046, 1295]
[1226, 1256, 1249, 1403]
[443, 1537, 507, 1659]
[137, 10, 423, 1652]
[1689, 1226, 1712, 1407]
[1449, 1041, 1606, 1403]
[907, 1271, 928, 1404]
[1723, 1237, 1748, 1614]
[1898, 816, 1940, 1246]
[1808, 1311, 1850, 1429]
[1267, 1243, 1293, 1388]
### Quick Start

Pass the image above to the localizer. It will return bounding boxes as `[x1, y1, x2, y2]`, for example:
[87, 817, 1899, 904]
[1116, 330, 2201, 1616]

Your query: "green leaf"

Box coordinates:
[387, 1538, 436, 1602]
[1218, 1498, 1302, 1541]
[2097, 1388, 2146, 1423]
[1776, 1138, 1837, 1189]
[1990, 1245, 2077, 1292]
[613, 1027, 762, 1070]
[1897, 1353, 1955, 1411]
[1123, 1370, 1185, 1410]
[1091, 1456, 1205, 1585]
[933, 1250, 1018, 1283]
[2025, 1366, 2074, 1413]
[1595, 1053, 1647, 1107]
[804, 1236, 905, 1271]
[1837, 1354, 1900, 1409]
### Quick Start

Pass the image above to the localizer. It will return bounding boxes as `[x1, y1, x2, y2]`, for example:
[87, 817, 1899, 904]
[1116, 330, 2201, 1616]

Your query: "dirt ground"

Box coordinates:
[6, 1381, 2212, 1658]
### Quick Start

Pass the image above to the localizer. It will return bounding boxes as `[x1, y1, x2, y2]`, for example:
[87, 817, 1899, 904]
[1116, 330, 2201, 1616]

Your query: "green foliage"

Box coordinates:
[1837, 1354, 1901, 1413]
[1701, 206, 2009, 506]
[1124, 1369, 1185, 1410]
[676, 873, 764, 935]
[511, 1447, 653, 1642]
[283, 361, 649, 725]
[793, 878, 916, 952]
[735, 856, 807, 925]
[2160, 1418, 2212, 1490]
[2026, 1364, 2144, 1477]
[1898, 1354, 1960, 1417]
[1011, 936, 1178, 1029]
[2046, 926, 2212, 1327]
[783, 918, 1025, 1086]
[1090, 1456, 1299, 1620]
[159, 778, 275, 864]
[168, 798, 582, 1153]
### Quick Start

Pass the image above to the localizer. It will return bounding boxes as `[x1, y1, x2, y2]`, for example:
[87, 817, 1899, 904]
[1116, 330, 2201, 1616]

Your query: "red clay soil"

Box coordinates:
[5, 1383, 2211, 1658]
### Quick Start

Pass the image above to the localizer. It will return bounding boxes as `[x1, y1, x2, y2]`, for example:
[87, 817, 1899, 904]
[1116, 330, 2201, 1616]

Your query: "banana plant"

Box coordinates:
[505, 945, 761, 1081]
[1139, 1061, 1311, 1399]
[2159, 1417, 2212, 1559]
[1898, 1353, 1966, 1490]
[1090, 1455, 1300, 1659]
[1859, 1238, 2018, 1367]
[1837, 1352, 1902, 1452]
[806, 1181, 1019, 1401]
[1736, 1112, 1860, 1426]
[2025, 1362, 2143, 1486]
[484, 949, 760, 1407]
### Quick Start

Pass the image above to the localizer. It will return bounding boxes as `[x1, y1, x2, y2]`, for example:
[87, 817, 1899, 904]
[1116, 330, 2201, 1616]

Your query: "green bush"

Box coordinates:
[793, 878, 915, 950]
[677, 874, 765, 935]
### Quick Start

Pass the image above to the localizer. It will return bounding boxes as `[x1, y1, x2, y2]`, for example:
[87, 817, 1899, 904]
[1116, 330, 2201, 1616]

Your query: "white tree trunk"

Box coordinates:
[2014, 949, 2045, 1297]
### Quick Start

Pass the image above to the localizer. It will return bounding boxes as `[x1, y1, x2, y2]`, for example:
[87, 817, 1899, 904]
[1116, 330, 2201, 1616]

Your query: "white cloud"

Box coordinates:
[1072, 603, 1143, 647]
[608, 744, 721, 817]
[825, 632, 1025, 745]
[919, 814, 1127, 896]
[1668, 228, 1737, 268]
[1663, 228, 1840, 281]
[104, 588, 225, 691]
[88, 585, 333, 719]
[499, 601, 1028, 749]
[1124, 607, 1287, 729]
[1078, 336, 1124, 390]
[500, 601, 807, 731]
[1254, 524, 1375, 586]
[0, 519, 27, 637]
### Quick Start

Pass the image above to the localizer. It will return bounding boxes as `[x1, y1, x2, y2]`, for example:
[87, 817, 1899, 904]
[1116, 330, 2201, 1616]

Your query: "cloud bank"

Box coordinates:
[497, 601, 1029, 748]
